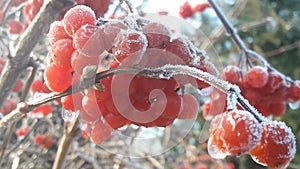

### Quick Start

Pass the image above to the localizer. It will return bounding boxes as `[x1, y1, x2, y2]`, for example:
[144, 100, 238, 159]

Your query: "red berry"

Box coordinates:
[34, 134, 44, 145]
[222, 65, 241, 84]
[269, 102, 286, 116]
[63, 5, 96, 36]
[112, 31, 147, 64]
[243, 66, 269, 88]
[16, 126, 30, 137]
[31, 79, 52, 93]
[44, 63, 72, 92]
[265, 71, 283, 92]
[49, 39, 74, 71]
[179, 1, 194, 19]
[209, 110, 262, 157]
[90, 119, 112, 144]
[47, 21, 71, 46]
[142, 22, 171, 49]
[0, 99, 17, 116]
[73, 24, 105, 57]
[31, 104, 52, 117]
[166, 38, 193, 64]
[6, 20, 23, 34]
[250, 121, 296, 169]
[287, 80, 300, 102]
[61, 92, 84, 112]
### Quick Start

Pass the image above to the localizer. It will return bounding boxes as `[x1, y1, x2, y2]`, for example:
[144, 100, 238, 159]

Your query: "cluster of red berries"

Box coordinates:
[209, 109, 296, 168]
[179, 1, 210, 19]
[34, 133, 54, 149]
[44, 5, 218, 143]
[202, 65, 300, 119]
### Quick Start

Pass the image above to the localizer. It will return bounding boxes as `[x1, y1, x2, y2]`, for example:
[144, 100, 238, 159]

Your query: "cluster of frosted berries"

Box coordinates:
[208, 109, 296, 169]
[202, 65, 300, 119]
[44, 5, 218, 143]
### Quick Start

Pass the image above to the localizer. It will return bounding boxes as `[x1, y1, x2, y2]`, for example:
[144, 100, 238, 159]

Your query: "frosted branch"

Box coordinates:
[0, 63, 267, 129]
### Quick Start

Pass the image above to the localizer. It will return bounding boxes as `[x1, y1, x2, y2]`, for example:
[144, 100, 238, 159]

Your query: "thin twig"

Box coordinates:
[264, 41, 300, 57]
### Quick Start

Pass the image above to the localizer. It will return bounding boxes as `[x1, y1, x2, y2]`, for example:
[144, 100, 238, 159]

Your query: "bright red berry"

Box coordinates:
[250, 121, 296, 169]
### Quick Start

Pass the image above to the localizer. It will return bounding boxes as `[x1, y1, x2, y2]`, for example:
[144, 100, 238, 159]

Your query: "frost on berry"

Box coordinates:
[250, 121, 296, 169]
[243, 66, 269, 88]
[208, 110, 262, 158]
[63, 5, 96, 36]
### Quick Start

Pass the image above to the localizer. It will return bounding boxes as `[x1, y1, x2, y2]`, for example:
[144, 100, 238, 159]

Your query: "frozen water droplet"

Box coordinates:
[207, 137, 227, 159]
[199, 86, 213, 96]
[62, 109, 76, 122]
[288, 101, 300, 110]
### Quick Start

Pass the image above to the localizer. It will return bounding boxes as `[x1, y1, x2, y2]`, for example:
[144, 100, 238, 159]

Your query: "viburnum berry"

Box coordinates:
[222, 65, 241, 84]
[112, 31, 148, 64]
[47, 21, 71, 46]
[179, 1, 194, 19]
[30, 104, 52, 117]
[243, 66, 269, 88]
[286, 80, 300, 102]
[0, 99, 17, 116]
[49, 39, 74, 71]
[34, 133, 54, 149]
[34, 134, 44, 145]
[208, 110, 262, 158]
[90, 119, 112, 144]
[142, 22, 171, 49]
[44, 63, 72, 92]
[63, 5, 96, 36]
[250, 120, 296, 169]
[31, 79, 52, 93]
[265, 71, 284, 92]
[6, 20, 23, 34]
[16, 126, 30, 138]
[61, 92, 84, 112]
[73, 24, 106, 57]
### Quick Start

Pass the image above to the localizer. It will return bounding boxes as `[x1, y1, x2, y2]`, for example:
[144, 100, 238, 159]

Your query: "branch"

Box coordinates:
[0, 64, 266, 129]
[264, 41, 300, 57]
[0, 0, 73, 108]
[53, 118, 80, 169]
[207, 0, 270, 67]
